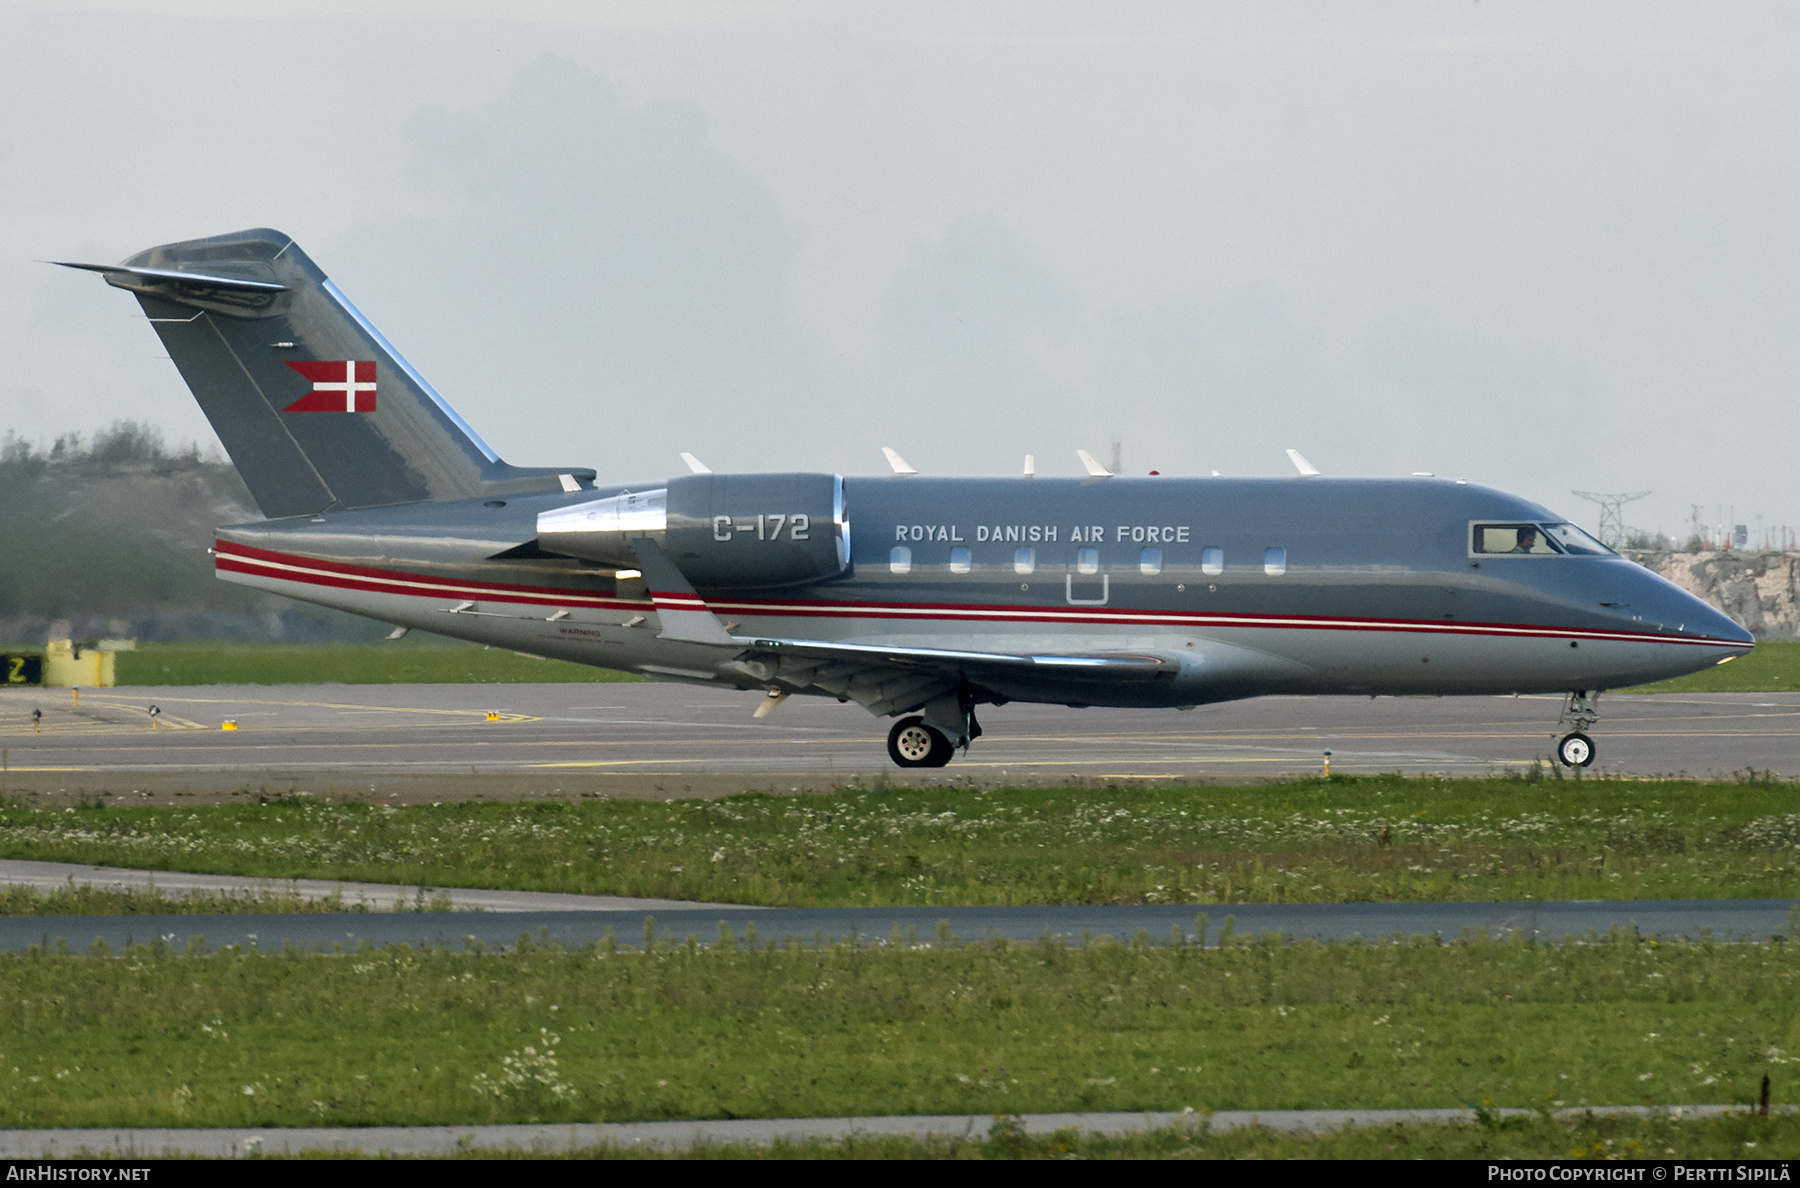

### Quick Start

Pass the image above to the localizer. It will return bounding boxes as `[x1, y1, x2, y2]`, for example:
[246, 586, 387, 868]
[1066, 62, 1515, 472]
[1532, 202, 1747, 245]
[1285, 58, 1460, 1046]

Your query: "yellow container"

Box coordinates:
[42, 640, 114, 688]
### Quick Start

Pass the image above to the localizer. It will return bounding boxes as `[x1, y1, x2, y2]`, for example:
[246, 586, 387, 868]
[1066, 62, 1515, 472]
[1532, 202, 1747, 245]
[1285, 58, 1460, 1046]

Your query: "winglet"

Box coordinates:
[1286, 449, 1321, 477]
[629, 538, 738, 646]
[882, 447, 917, 476]
[1076, 449, 1113, 477]
[680, 452, 712, 475]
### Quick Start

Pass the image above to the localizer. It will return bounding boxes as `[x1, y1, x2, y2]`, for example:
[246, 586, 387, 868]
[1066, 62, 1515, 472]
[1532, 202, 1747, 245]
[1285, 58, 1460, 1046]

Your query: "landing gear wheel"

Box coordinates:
[1557, 731, 1595, 768]
[888, 716, 954, 768]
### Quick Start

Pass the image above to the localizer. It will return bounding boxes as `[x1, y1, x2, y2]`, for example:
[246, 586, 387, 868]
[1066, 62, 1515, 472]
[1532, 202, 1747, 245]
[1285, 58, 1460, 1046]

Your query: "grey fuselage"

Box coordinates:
[213, 473, 1751, 712]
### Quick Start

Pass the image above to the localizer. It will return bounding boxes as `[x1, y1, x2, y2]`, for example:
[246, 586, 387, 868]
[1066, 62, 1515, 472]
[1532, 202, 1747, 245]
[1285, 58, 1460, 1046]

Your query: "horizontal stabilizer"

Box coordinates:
[55, 261, 289, 294]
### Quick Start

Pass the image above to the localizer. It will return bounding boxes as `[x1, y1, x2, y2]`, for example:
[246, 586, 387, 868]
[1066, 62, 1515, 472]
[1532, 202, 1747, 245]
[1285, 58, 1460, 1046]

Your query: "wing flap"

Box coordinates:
[741, 636, 1176, 678]
[727, 635, 1178, 717]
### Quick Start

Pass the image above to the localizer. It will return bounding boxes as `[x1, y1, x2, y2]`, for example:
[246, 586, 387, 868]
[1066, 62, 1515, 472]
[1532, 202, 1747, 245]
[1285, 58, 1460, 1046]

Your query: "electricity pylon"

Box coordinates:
[1570, 490, 1652, 548]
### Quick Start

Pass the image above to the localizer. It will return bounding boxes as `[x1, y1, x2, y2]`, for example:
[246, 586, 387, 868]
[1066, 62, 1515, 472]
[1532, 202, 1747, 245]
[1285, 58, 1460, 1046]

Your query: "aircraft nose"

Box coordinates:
[1612, 563, 1752, 647]
[1664, 581, 1754, 647]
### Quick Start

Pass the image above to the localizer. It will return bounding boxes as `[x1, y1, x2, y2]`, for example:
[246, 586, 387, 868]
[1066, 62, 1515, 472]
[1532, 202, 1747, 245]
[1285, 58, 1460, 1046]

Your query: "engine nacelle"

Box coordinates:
[537, 473, 850, 590]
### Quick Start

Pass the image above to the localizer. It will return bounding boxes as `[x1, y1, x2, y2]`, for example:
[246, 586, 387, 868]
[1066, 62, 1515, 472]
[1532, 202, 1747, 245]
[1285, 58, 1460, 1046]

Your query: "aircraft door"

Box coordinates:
[1066, 545, 1109, 605]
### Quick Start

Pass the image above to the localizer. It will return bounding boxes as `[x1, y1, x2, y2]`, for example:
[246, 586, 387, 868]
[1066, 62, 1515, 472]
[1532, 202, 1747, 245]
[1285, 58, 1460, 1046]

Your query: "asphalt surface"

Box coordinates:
[0, 1105, 1764, 1157]
[9, 898, 1796, 955]
[1, 684, 1795, 802]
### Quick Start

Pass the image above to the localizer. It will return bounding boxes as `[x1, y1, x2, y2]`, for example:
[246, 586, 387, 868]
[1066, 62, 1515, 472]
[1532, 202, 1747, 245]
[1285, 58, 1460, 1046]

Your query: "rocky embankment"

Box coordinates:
[1629, 550, 1800, 640]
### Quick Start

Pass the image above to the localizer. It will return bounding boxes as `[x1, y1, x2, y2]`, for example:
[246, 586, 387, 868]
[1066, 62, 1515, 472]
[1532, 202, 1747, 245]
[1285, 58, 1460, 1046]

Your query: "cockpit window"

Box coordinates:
[1471, 522, 1616, 556]
[1539, 522, 1613, 556]
[1471, 523, 1562, 555]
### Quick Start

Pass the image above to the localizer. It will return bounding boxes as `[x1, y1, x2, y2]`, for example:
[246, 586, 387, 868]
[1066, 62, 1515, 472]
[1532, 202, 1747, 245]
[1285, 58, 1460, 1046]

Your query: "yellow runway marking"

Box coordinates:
[75, 694, 542, 724]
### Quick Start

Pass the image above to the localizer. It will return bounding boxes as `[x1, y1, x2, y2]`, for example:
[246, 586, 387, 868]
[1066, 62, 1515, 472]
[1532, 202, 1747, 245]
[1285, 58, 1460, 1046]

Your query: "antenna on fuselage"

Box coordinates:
[882, 447, 917, 476]
[1286, 449, 1321, 477]
[1076, 449, 1112, 477]
[1023, 454, 1036, 478]
[679, 452, 711, 475]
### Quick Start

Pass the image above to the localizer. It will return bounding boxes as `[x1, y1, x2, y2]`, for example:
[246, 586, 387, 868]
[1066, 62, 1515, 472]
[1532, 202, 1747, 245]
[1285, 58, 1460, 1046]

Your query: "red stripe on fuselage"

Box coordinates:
[213, 540, 1742, 648]
[697, 594, 1732, 646]
[213, 540, 644, 612]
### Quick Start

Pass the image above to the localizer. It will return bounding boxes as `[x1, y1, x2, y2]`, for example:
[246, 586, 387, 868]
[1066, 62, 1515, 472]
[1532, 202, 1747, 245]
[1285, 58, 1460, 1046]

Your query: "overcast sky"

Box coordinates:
[4, 1, 1798, 541]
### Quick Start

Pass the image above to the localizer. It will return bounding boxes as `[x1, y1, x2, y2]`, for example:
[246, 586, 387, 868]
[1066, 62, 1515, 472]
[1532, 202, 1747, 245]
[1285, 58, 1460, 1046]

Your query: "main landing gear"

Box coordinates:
[1556, 690, 1599, 767]
[887, 716, 954, 768]
[887, 691, 985, 769]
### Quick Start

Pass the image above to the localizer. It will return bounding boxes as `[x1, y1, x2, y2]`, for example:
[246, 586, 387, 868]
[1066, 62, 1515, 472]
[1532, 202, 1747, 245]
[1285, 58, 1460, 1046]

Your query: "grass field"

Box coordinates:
[1622, 639, 1800, 693]
[2, 776, 1797, 906]
[0, 931, 1793, 1131]
[109, 641, 644, 686]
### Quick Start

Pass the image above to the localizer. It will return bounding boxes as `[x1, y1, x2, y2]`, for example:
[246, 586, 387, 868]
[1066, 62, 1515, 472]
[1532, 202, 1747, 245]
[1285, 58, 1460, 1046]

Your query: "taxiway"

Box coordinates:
[0, 684, 1792, 802]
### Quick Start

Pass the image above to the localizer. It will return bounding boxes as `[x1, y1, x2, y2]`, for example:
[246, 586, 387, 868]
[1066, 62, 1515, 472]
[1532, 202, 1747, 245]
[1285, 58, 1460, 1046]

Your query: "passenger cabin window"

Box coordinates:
[1139, 547, 1163, 575]
[1076, 547, 1100, 574]
[949, 546, 971, 574]
[1540, 523, 1613, 556]
[889, 546, 912, 574]
[1013, 547, 1036, 574]
[1263, 547, 1287, 576]
[1472, 524, 1560, 555]
[1201, 547, 1223, 576]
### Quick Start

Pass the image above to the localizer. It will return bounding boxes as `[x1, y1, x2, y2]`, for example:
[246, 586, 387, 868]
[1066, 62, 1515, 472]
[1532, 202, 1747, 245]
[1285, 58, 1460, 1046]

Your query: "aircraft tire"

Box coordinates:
[1556, 731, 1595, 768]
[888, 716, 954, 768]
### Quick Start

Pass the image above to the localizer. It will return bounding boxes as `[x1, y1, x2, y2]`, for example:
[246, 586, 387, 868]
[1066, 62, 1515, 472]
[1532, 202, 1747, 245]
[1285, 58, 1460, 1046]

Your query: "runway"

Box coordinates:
[0, 683, 1794, 801]
[8, 897, 1797, 955]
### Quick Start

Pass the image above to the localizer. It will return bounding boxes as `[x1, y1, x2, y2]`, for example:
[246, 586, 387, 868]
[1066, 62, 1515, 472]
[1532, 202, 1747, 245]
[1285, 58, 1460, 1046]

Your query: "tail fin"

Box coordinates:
[59, 227, 591, 518]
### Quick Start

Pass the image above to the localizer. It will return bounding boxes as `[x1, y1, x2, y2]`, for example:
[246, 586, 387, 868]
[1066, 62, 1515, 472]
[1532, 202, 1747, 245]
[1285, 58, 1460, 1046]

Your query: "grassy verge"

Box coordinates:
[0, 885, 414, 916]
[0, 932, 1794, 1128]
[1, 776, 1797, 905]
[111, 641, 644, 686]
[1622, 639, 1800, 693]
[468, 1114, 1800, 1159]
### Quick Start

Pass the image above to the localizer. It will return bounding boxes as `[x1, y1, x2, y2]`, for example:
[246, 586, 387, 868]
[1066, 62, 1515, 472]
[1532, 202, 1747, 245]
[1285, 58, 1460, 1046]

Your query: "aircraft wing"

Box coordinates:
[632, 535, 1176, 716]
[725, 636, 1178, 718]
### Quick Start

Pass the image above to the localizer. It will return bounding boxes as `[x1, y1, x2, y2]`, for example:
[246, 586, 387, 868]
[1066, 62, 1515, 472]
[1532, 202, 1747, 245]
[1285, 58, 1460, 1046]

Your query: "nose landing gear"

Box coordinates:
[1556, 690, 1599, 767]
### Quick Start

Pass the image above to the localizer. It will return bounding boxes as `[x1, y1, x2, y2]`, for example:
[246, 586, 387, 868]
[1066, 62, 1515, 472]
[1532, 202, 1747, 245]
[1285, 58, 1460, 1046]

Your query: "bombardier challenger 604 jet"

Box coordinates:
[60, 229, 1752, 769]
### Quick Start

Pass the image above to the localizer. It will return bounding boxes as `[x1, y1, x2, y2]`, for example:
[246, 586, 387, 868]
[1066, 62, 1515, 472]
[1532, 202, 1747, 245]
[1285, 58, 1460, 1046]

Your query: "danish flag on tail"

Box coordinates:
[281, 360, 377, 412]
